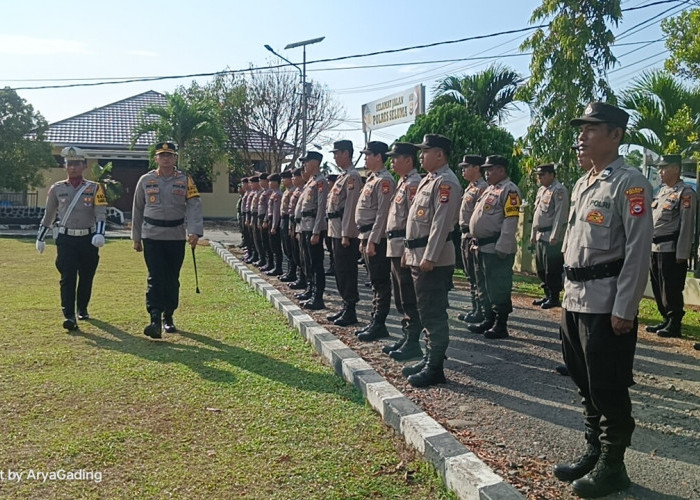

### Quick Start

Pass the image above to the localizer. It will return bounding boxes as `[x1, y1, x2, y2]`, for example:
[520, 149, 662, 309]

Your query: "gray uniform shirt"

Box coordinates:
[292, 187, 304, 234]
[651, 181, 697, 259]
[299, 174, 328, 234]
[405, 163, 461, 266]
[469, 177, 522, 255]
[327, 167, 362, 239]
[268, 188, 283, 228]
[257, 188, 271, 223]
[355, 168, 396, 244]
[41, 179, 107, 229]
[131, 169, 204, 241]
[458, 177, 488, 234]
[281, 187, 295, 217]
[562, 157, 653, 320]
[386, 169, 421, 258]
[531, 179, 570, 243]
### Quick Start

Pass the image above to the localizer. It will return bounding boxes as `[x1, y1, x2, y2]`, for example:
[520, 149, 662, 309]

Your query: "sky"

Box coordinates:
[1, 0, 687, 162]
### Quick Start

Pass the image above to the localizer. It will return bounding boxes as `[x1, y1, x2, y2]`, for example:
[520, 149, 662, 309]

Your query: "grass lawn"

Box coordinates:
[0, 239, 453, 499]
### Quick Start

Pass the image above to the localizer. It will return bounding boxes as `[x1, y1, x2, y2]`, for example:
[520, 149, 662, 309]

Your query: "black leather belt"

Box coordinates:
[301, 210, 317, 217]
[144, 217, 184, 227]
[404, 232, 454, 249]
[282, 214, 290, 220]
[653, 231, 679, 244]
[537, 225, 553, 232]
[565, 259, 624, 282]
[294, 218, 301, 224]
[327, 210, 343, 219]
[358, 223, 373, 233]
[460, 225, 470, 234]
[472, 235, 499, 246]
[387, 229, 406, 239]
[258, 214, 265, 220]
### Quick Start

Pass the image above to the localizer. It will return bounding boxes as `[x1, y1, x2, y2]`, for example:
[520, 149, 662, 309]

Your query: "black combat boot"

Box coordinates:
[464, 297, 484, 323]
[467, 312, 495, 334]
[390, 327, 423, 361]
[533, 296, 548, 306]
[294, 286, 313, 301]
[302, 295, 326, 310]
[62, 316, 78, 331]
[77, 308, 90, 320]
[554, 440, 601, 482]
[144, 311, 162, 339]
[383, 319, 408, 354]
[484, 313, 509, 339]
[357, 320, 389, 341]
[327, 304, 346, 322]
[572, 444, 630, 498]
[288, 278, 307, 290]
[657, 313, 683, 338]
[334, 303, 358, 327]
[541, 292, 561, 309]
[163, 311, 177, 333]
[645, 317, 669, 333]
[407, 357, 446, 387]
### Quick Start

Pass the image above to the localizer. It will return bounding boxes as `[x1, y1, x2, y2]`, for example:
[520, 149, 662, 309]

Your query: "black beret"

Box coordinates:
[414, 134, 451, 156]
[241, 177, 249, 184]
[268, 173, 281, 182]
[299, 151, 323, 163]
[330, 140, 353, 152]
[155, 142, 178, 154]
[250, 176, 260, 183]
[280, 170, 293, 179]
[482, 155, 508, 169]
[327, 174, 338, 182]
[361, 141, 389, 155]
[386, 142, 418, 157]
[459, 154, 485, 167]
[656, 154, 682, 168]
[535, 163, 556, 174]
[258, 172, 269, 180]
[570, 102, 629, 129]
[292, 167, 303, 177]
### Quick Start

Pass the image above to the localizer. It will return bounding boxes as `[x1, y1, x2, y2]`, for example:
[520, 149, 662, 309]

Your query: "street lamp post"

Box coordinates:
[265, 37, 324, 158]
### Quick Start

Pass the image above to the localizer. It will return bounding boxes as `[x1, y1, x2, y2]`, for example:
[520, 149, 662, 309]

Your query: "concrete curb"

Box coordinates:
[211, 241, 524, 500]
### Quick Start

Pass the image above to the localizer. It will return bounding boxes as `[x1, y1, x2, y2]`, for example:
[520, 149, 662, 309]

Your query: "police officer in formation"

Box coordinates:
[132, 142, 204, 339]
[36, 146, 108, 331]
[241, 177, 256, 263]
[555, 103, 652, 498]
[402, 134, 461, 388]
[296, 151, 328, 310]
[530, 163, 569, 309]
[325, 140, 363, 327]
[456, 154, 487, 323]
[383, 142, 424, 361]
[256, 173, 273, 270]
[467, 155, 522, 339]
[288, 168, 307, 290]
[646, 154, 697, 338]
[265, 173, 284, 276]
[278, 170, 297, 282]
[245, 176, 262, 264]
[324, 174, 338, 277]
[355, 141, 396, 341]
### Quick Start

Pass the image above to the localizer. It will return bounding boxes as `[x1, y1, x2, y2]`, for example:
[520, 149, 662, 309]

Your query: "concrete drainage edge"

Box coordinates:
[211, 241, 524, 500]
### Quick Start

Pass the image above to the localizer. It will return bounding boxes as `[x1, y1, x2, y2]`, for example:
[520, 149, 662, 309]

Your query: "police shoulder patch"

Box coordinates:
[439, 184, 451, 203]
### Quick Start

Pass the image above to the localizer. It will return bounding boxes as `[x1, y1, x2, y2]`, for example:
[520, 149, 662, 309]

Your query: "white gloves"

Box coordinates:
[91, 234, 105, 248]
[36, 240, 45, 254]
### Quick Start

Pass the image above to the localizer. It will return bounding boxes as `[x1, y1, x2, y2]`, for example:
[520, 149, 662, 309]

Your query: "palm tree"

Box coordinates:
[620, 70, 700, 155]
[431, 64, 523, 125]
[131, 91, 225, 168]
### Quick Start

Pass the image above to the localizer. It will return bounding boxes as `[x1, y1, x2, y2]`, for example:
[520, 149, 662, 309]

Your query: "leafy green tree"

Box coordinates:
[431, 64, 523, 125]
[517, 0, 621, 194]
[0, 88, 55, 191]
[131, 88, 225, 190]
[624, 150, 643, 168]
[662, 8, 700, 82]
[620, 70, 700, 155]
[399, 103, 518, 184]
[91, 162, 123, 205]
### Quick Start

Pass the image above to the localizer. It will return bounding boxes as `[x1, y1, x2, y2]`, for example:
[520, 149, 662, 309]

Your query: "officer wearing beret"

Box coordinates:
[383, 142, 424, 360]
[288, 168, 307, 290]
[325, 140, 363, 326]
[456, 154, 487, 324]
[132, 142, 204, 339]
[402, 134, 461, 387]
[297, 151, 328, 309]
[265, 173, 284, 275]
[241, 178, 255, 263]
[37, 146, 108, 330]
[324, 173, 339, 277]
[355, 141, 396, 341]
[256, 173, 273, 270]
[555, 103, 652, 498]
[645, 154, 697, 338]
[245, 176, 262, 264]
[530, 163, 569, 309]
[278, 170, 297, 282]
[467, 155, 522, 339]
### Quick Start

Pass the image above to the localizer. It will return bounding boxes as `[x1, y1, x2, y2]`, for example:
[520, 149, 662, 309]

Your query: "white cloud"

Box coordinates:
[0, 35, 92, 55]
[128, 50, 158, 58]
